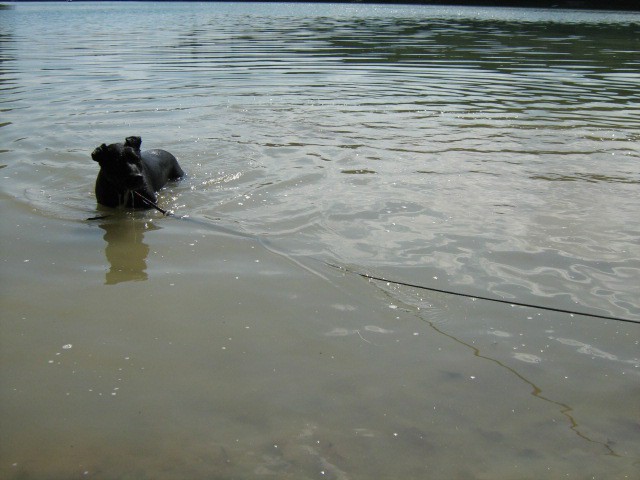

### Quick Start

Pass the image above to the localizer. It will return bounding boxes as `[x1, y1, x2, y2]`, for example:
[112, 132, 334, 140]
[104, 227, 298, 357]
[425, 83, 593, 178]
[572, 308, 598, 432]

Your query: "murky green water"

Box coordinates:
[1, 2, 639, 478]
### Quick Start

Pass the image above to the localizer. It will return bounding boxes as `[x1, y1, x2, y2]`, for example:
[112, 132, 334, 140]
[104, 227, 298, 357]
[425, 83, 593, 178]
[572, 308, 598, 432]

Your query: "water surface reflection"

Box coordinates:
[100, 217, 158, 284]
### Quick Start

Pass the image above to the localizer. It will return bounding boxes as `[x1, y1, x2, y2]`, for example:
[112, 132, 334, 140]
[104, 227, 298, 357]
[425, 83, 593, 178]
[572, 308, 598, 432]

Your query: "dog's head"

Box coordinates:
[92, 136, 145, 190]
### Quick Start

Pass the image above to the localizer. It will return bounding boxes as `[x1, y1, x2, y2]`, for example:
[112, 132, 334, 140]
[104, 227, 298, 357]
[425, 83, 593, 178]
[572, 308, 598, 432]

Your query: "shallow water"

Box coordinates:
[1, 2, 639, 479]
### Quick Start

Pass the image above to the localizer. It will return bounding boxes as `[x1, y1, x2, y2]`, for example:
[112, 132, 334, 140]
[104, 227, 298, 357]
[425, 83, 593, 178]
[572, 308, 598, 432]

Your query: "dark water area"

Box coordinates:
[257, 0, 640, 11]
[1, 2, 639, 479]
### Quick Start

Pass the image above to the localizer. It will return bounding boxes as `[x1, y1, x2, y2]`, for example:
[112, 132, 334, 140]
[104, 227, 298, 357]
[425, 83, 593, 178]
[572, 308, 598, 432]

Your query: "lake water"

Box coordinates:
[1, 2, 639, 478]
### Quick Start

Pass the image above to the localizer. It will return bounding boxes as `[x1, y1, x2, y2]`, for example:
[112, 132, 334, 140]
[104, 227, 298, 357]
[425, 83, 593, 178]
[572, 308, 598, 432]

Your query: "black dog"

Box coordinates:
[92, 136, 184, 209]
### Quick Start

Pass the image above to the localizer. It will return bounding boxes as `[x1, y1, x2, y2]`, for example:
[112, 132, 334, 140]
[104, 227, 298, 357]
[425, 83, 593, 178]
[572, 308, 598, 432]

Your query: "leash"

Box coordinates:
[133, 191, 171, 215]
[327, 264, 640, 325]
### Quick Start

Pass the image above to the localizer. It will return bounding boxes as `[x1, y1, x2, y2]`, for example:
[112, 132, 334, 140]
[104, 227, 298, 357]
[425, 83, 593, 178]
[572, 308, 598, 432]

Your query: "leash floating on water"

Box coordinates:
[328, 264, 639, 325]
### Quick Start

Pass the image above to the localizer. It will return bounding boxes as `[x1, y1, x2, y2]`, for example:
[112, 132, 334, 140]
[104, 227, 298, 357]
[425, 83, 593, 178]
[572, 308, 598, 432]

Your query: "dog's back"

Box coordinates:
[140, 149, 184, 192]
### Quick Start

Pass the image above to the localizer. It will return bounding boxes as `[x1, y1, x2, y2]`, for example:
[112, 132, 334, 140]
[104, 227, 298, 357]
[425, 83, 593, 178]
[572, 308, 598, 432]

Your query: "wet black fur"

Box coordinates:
[91, 136, 184, 209]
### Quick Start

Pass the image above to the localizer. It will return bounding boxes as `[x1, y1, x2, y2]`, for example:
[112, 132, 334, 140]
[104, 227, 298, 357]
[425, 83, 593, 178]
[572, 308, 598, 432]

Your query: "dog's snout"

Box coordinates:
[127, 163, 141, 175]
[129, 173, 144, 188]
[124, 163, 145, 188]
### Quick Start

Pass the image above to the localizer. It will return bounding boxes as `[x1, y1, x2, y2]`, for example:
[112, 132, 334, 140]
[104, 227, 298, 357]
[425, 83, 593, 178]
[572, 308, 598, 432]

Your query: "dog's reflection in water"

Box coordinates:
[99, 218, 159, 284]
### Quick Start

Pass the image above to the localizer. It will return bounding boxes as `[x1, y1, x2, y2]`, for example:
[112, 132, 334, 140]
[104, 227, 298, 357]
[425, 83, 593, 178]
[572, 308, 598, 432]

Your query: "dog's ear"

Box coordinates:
[125, 136, 142, 151]
[91, 144, 108, 163]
